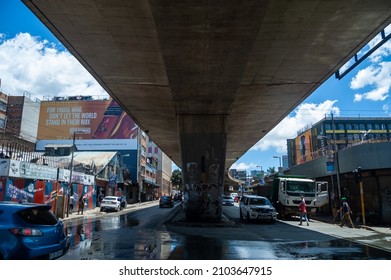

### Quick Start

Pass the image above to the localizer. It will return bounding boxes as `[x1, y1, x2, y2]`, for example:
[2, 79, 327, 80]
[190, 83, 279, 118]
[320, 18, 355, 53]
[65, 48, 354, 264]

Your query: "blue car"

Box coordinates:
[0, 201, 68, 260]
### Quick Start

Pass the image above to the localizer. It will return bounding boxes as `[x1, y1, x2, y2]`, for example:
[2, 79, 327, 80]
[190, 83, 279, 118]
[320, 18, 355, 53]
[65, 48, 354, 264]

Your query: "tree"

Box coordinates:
[171, 169, 183, 191]
[266, 167, 276, 175]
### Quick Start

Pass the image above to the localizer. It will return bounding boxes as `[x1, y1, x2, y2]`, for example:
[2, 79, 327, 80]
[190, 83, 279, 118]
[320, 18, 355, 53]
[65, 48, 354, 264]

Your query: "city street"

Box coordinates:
[59, 201, 391, 260]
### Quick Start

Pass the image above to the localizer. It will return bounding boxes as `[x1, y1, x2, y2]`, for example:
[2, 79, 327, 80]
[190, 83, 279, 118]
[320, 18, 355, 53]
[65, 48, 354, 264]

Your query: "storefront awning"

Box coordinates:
[143, 180, 160, 188]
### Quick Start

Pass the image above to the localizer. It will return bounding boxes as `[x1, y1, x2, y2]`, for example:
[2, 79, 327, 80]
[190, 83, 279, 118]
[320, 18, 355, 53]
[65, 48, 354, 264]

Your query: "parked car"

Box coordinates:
[239, 195, 277, 223]
[99, 196, 122, 212]
[0, 201, 68, 260]
[222, 195, 234, 206]
[159, 196, 174, 208]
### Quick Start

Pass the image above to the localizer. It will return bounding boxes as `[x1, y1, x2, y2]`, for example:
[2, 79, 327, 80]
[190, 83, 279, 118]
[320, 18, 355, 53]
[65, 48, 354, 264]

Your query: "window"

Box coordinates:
[336, 134, 345, 140]
[346, 124, 352, 130]
[337, 123, 344, 130]
[352, 124, 359, 130]
[154, 147, 159, 154]
[359, 124, 365, 130]
[324, 124, 331, 130]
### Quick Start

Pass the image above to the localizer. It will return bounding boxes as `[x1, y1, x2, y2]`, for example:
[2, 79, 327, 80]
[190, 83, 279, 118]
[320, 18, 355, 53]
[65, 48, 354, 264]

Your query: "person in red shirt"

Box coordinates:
[299, 195, 309, 226]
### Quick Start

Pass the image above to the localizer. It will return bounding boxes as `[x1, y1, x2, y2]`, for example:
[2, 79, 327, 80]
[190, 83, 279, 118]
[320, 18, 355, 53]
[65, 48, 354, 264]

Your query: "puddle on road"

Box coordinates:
[61, 216, 391, 260]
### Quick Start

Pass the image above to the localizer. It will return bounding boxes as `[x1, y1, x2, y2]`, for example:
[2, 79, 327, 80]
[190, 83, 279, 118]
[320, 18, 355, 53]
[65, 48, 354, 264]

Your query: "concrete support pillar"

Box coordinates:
[178, 115, 228, 222]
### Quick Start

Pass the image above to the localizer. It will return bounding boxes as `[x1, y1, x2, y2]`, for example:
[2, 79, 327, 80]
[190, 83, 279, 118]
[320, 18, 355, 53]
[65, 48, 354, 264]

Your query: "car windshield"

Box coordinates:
[103, 197, 116, 201]
[161, 196, 171, 200]
[223, 196, 232, 200]
[249, 198, 269, 206]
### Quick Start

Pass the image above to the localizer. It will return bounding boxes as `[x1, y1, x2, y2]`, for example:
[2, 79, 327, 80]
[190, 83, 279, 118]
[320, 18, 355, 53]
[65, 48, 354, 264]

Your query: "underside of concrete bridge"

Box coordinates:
[23, 0, 391, 222]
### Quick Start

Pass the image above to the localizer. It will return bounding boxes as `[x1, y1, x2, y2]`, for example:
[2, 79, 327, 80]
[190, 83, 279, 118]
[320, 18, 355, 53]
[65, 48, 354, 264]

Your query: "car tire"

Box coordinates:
[247, 212, 251, 222]
[240, 209, 243, 220]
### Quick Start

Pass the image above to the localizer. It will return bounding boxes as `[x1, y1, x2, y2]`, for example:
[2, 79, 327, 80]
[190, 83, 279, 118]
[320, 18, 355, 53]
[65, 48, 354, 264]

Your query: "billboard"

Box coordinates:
[37, 99, 138, 151]
[295, 130, 313, 164]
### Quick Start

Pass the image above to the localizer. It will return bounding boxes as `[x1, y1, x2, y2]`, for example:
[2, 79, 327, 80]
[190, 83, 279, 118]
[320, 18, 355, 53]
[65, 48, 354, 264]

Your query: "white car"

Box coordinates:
[222, 195, 234, 206]
[99, 196, 122, 212]
[239, 195, 277, 223]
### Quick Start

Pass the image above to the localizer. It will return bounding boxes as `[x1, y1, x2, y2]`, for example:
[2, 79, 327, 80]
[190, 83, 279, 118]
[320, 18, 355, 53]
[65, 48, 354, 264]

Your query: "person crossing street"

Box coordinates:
[299, 195, 309, 226]
[339, 197, 354, 228]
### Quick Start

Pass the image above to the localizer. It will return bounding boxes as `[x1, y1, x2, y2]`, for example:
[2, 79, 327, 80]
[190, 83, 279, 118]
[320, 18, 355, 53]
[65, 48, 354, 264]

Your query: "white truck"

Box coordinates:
[267, 175, 328, 219]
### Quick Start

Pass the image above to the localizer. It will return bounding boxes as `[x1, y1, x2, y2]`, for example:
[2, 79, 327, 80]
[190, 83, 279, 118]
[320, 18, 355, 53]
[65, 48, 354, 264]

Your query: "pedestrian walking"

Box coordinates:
[69, 195, 75, 213]
[332, 198, 340, 223]
[339, 197, 354, 228]
[77, 194, 86, 215]
[98, 192, 104, 206]
[299, 195, 309, 226]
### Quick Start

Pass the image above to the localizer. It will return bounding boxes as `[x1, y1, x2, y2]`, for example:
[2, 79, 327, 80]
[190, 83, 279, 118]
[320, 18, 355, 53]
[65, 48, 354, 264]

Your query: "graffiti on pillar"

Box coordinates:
[209, 164, 219, 185]
[186, 162, 198, 186]
[198, 183, 221, 218]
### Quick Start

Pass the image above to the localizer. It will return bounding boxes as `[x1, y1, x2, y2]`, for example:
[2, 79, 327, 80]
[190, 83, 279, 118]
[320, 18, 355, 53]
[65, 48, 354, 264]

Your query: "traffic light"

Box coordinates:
[353, 167, 362, 183]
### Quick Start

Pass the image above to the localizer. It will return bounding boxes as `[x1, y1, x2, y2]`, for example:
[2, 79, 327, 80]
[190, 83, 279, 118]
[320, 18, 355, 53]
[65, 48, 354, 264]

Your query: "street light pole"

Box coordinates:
[273, 156, 282, 171]
[66, 131, 76, 218]
[65, 129, 85, 217]
[331, 114, 342, 204]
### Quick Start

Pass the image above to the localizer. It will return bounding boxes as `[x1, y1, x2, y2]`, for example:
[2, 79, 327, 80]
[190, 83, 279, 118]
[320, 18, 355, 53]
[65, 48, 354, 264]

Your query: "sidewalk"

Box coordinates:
[60, 200, 159, 222]
[312, 214, 391, 235]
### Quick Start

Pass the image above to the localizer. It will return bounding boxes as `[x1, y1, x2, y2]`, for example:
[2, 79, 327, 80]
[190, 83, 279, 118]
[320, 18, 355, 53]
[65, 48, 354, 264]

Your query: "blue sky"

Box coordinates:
[1, 1, 390, 173]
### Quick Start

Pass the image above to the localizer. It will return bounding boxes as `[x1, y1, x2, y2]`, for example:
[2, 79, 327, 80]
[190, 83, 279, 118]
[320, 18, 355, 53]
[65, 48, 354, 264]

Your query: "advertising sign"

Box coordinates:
[37, 99, 138, 151]
[295, 130, 313, 164]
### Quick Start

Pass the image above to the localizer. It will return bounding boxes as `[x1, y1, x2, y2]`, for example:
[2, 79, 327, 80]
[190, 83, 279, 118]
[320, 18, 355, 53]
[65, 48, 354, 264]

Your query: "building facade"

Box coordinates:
[288, 116, 391, 168]
[287, 116, 391, 224]
[0, 94, 172, 206]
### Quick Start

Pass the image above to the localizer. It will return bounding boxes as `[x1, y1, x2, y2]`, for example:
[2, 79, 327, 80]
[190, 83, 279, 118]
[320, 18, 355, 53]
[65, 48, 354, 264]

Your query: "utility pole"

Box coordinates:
[66, 131, 76, 218]
[331, 114, 342, 213]
[66, 129, 85, 217]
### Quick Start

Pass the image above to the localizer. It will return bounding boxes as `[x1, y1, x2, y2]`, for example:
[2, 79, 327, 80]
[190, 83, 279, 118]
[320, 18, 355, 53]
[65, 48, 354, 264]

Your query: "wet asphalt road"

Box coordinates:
[58, 202, 391, 260]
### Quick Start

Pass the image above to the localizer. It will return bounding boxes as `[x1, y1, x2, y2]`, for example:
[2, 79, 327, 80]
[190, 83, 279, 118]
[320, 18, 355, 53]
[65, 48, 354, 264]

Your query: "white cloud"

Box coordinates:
[350, 36, 391, 103]
[249, 100, 340, 153]
[353, 93, 363, 102]
[0, 33, 108, 99]
[230, 162, 254, 170]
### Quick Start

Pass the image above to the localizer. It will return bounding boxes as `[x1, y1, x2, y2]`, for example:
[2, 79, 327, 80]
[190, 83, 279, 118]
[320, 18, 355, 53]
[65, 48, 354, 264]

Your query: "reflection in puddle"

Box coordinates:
[273, 238, 391, 260]
[60, 215, 391, 260]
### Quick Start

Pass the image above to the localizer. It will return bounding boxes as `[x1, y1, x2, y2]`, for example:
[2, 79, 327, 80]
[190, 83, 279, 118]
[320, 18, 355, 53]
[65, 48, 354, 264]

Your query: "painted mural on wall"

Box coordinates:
[0, 177, 96, 211]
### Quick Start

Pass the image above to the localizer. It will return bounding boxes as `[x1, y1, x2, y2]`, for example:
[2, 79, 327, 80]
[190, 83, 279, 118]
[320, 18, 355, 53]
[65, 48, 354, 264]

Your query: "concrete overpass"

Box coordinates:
[23, 0, 391, 222]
